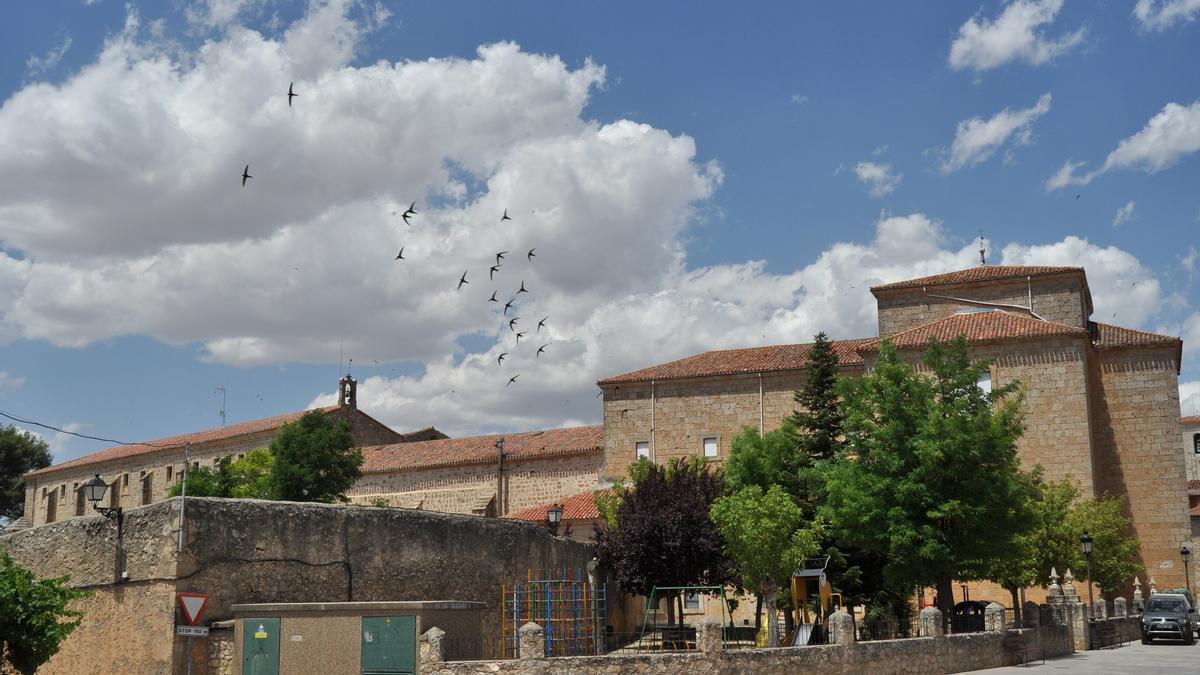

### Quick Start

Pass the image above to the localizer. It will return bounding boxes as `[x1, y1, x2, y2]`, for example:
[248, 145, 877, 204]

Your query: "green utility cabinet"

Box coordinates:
[242, 617, 280, 675]
[361, 615, 416, 674]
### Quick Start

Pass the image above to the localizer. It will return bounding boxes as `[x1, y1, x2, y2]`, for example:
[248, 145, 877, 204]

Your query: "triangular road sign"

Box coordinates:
[177, 593, 209, 626]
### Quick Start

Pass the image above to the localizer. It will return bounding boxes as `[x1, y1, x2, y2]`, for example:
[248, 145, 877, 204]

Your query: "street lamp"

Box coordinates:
[84, 473, 127, 583]
[1081, 531, 1095, 620]
[1182, 544, 1192, 598]
[547, 504, 564, 536]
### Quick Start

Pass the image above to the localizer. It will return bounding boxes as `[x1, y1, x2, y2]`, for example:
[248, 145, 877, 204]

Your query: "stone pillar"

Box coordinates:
[418, 627, 446, 668]
[1069, 602, 1089, 651]
[985, 603, 1006, 633]
[1039, 603, 1056, 628]
[1063, 569, 1078, 600]
[1047, 567, 1062, 601]
[1113, 597, 1127, 618]
[1133, 578, 1144, 613]
[696, 618, 723, 654]
[519, 622, 545, 660]
[1149, 576, 1157, 595]
[829, 610, 856, 646]
[920, 607, 944, 638]
[1092, 600, 1107, 621]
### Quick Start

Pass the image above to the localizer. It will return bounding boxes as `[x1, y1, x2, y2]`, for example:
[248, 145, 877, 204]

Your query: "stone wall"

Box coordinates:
[600, 367, 865, 480]
[348, 451, 605, 517]
[1088, 346, 1190, 591]
[874, 274, 1088, 336]
[2, 497, 605, 674]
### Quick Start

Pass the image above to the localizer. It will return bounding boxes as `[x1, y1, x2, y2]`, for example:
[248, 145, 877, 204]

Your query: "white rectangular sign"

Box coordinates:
[176, 625, 209, 637]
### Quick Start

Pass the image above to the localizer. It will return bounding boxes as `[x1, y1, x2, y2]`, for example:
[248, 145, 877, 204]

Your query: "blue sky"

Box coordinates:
[0, 0, 1197, 462]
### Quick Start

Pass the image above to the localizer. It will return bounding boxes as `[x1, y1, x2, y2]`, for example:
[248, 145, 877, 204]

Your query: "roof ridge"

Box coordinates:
[870, 265, 1085, 292]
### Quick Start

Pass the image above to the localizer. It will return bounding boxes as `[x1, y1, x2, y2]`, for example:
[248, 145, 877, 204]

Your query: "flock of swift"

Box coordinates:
[241, 82, 549, 387]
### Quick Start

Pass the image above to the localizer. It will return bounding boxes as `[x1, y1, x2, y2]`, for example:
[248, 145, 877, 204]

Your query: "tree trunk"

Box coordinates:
[665, 591, 675, 626]
[764, 581, 780, 647]
[1009, 586, 1021, 625]
[754, 593, 763, 632]
[936, 576, 954, 633]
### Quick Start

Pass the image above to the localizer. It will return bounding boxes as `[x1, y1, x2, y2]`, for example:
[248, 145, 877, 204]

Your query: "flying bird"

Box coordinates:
[489, 291, 499, 303]
[507, 374, 520, 387]
[503, 299, 516, 316]
[402, 202, 417, 225]
[537, 316, 548, 334]
[501, 209, 512, 222]
[1075, 194, 1081, 200]
[490, 264, 501, 280]
[509, 317, 519, 331]
[287, 82, 297, 107]
[457, 271, 469, 290]
[537, 344, 548, 358]
[241, 165, 252, 186]
[495, 251, 508, 265]
[527, 248, 536, 261]
[394, 247, 405, 261]
[497, 352, 507, 365]
[517, 281, 528, 295]
[515, 331, 526, 345]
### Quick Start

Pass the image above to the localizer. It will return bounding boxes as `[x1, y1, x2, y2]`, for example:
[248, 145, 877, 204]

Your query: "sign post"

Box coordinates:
[177, 592, 209, 675]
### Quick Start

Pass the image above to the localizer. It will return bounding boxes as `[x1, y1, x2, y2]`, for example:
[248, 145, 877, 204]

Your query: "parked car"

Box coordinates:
[1141, 593, 1197, 644]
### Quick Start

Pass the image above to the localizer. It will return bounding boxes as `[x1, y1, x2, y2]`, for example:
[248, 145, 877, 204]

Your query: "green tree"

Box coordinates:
[1, 426, 52, 522]
[820, 337, 1033, 618]
[168, 449, 276, 500]
[711, 485, 824, 646]
[595, 457, 735, 625]
[1068, 494, 1143, 597]
[0, 553, 89, 675]
[787, 331, 844, 466]
[167, 464, 226, 498]
[268, 411, 362, 503]
[723, 423, 797, 495]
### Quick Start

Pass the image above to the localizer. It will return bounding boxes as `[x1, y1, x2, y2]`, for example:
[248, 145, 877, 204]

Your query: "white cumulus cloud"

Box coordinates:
[1135, 0, 1200, 31]
[1183, 380, 1200, 417]
[948, 0, 1085, 72]
[854, 161, 903, 198]
[939, 93, 1051, 172]
[1112, 200, 1136, 227]
[1045, 100, 1200, 190]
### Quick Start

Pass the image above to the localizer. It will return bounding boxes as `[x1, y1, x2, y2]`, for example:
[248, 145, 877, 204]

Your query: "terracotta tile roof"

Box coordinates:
[27, 406, 341, 477]
[1088, 322, 1181, 349]
[362, 425, 603, 473]
[597, 339, 873, 386]
[870, 265, 1084, 292]
[1184, 416, 1200, 427]
[860, 310, 1088, 351]
[503, 488, 612, 522]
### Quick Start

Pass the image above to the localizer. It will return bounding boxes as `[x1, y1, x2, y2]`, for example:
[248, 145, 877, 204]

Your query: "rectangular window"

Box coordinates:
[703, 437, 718, 459]
[110, 479, 121, 509]
[635, 441, 650, 460]
[45, 488, 57, 523]
[142, 473, 153, 505]
[166, 466, 173, 482]
[685, 592, 700, 610]
[1194, 433, 1200, 455]
[122, 473, 129, 486]
[75, 486, 85, 516]
[977, 372, 992, 395]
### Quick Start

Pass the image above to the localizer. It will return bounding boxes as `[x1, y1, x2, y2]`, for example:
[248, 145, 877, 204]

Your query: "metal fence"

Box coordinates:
[856, 616, 922, 642]
[442, 636, 511, 662]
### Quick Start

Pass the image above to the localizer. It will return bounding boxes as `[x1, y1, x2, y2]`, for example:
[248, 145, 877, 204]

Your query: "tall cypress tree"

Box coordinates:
[784, 332, 843, 506]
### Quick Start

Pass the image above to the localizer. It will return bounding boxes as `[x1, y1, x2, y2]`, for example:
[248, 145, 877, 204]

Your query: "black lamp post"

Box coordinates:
[1081, 531, 1095, 620]
[547, 504, 564, 536]
[84, 473, 127, 583]
[1182, 544, 1192, 598]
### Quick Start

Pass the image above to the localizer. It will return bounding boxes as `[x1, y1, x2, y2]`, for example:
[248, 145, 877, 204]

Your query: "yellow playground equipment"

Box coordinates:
[788, 556, 840, 646]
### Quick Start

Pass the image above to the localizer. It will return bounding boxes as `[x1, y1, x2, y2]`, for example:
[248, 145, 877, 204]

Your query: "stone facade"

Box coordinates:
[21, 392, 420, 527]
[1184, 416, 1200, 483]
[874, 271, 1090, 336]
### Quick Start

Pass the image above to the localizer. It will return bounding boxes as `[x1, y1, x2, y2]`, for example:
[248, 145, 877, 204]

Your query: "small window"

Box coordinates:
[685, 592, 700, 609]
[122, 473, 129, 486]
[635, 442, 650, 460]
[141, 473, 153, 505]
[237, 454, 245, 461]
[977, 371, 992, 395]
[75, 486, 85, 516]
[1194, 433, 1200, 455]
[193, 461, 200, 470]
[703, 437, 718, 459]
[166, 466, 173, 482]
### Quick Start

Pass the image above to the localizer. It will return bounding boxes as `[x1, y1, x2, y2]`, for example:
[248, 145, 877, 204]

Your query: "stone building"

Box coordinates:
[20, 374, 442, 527]
[349, 426, 604, 517]
[599, 265, 1190, 596]
[1184, 415, 1200, 483]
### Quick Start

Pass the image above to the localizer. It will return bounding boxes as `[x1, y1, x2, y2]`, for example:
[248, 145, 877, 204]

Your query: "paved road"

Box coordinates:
[980, 640, 1199, 673]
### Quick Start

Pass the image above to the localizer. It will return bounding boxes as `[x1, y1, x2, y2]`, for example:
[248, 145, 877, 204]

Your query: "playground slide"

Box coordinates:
[791, 623, 814, 646]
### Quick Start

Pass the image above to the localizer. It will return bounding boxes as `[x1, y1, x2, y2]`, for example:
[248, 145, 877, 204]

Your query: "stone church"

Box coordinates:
[15, 264, 1191, 602]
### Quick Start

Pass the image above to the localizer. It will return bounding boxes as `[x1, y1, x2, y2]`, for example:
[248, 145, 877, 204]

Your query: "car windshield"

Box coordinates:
[1147, 598, 1186, 612]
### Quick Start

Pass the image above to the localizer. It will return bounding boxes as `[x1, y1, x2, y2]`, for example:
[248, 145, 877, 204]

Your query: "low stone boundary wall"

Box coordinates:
[419, 605, 1073, 675]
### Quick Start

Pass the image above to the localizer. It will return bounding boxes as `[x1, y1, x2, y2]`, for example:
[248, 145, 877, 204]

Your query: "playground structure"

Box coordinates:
[501, 568, 607, 658]
[788, 557, 839, 646]
[635, 585, 738, 653]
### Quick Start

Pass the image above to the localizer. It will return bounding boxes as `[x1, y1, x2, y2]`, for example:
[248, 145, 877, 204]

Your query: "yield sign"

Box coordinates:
[177, 593, 209, 626]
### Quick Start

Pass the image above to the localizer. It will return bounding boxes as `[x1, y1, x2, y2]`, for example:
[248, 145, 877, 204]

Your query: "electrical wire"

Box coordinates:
[0, 409, 183, 449]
